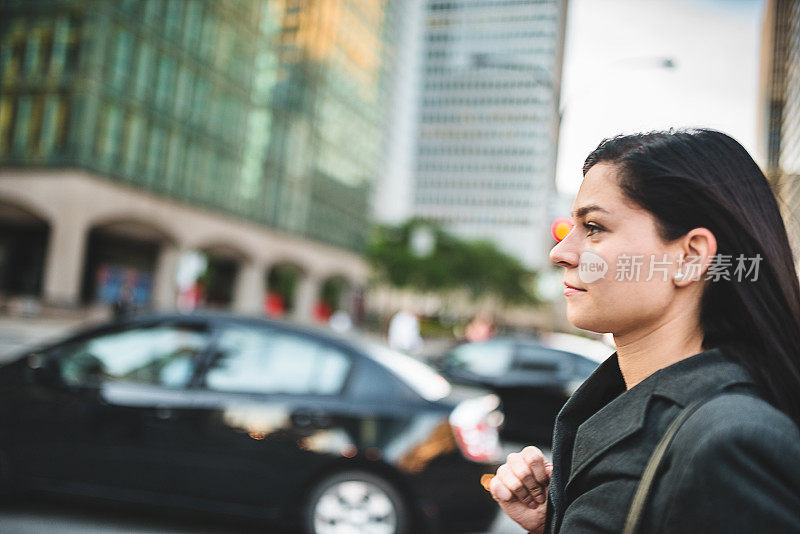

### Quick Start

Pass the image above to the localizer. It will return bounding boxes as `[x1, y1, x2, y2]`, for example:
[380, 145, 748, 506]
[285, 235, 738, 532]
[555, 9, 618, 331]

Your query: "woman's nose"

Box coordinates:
[549, 228, 580, 268]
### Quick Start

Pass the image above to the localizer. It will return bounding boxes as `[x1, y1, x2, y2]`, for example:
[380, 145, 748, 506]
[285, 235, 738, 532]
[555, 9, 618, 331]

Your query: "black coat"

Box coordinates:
[543, 347, 800, 533]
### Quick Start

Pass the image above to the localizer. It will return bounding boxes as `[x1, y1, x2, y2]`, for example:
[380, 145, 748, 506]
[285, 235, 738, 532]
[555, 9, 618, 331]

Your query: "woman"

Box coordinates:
[489, 129, 800, 533]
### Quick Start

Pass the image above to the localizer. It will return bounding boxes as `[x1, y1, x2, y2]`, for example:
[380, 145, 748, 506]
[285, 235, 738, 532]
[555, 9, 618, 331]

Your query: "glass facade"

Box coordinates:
[0, 0, 391, 252]
[412, 0, 566, 269]
[781, 0, 800, 263]
[762, 0, 800, 263]
[266, 0, 391, 249]
[781, 0, 800, 178]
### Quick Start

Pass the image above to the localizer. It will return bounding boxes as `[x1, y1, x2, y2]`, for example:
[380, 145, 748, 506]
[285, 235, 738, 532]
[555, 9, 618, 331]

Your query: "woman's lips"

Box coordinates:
[564, 283, 587, 296]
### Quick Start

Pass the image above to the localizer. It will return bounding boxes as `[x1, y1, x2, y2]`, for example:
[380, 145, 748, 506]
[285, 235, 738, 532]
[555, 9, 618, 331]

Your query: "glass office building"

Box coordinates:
[1, 0, 280, 225]
[0, 0, 391, 312]
[760, 0, 800, 264]
[413, 0, 567, 270]
[780, 0, 800, 178]
[266, 0, 390, 250]
[0, 0, 391, 253]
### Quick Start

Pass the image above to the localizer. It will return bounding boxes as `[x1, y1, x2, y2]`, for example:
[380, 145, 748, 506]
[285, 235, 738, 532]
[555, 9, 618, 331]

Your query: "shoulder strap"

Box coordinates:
[621, 391, 729, 534]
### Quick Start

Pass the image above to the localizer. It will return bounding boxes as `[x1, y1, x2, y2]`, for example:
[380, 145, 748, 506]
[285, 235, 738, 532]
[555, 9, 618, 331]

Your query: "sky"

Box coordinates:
[556, 0, 766, 196]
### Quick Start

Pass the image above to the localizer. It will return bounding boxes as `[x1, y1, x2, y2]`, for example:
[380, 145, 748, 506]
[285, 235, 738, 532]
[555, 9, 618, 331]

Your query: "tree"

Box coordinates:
[366, 219, 540, 305]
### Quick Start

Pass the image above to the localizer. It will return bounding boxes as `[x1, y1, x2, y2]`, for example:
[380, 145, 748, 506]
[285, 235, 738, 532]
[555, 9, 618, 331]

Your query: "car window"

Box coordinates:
[514, 345, 566, 373]
[58, 323, 210, 388]
[516, 345, 575, 375]
[362, 341, 451, 401]
[203, 325, 351, 396]
[572, 354, 600, 377]
[446, 340, 514, 377]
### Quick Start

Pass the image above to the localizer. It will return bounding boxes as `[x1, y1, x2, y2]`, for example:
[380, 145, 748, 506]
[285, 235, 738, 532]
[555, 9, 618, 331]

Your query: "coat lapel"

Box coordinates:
[549, 346, 759, 533]
[565, 370, 656, 489]
[548, 351, 626, 532]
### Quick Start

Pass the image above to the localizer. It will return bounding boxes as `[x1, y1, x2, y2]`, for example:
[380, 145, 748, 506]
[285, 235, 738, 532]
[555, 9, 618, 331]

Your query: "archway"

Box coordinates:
[266, 262, 306, 318]
[0, 200, 51, 301]
[316, 275, 351, 322]
[81, 219, 175, 310]
[196, 244, 249, 310]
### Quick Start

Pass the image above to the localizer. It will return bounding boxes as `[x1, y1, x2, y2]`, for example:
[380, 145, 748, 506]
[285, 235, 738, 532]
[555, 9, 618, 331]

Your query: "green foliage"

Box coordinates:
[320, 276, 348, 309]
[268, 264, 302, 310]
[366, 219, 540, 305]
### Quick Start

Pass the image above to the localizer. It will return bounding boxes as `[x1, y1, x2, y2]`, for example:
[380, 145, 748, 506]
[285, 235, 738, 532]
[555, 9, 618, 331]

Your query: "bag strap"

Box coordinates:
[621, 391, 727, 534]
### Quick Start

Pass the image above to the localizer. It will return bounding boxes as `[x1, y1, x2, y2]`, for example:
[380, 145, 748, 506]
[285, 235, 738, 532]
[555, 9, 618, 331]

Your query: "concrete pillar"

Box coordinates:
[293, 271, 322, 323]
[42, 216, 88, 307]
[153, 243, 182, 310]
[233, 259, 268, 314]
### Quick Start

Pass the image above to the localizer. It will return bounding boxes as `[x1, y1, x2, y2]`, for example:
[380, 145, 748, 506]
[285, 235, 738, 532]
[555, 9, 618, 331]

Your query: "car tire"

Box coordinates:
[304, 470, 410, 534]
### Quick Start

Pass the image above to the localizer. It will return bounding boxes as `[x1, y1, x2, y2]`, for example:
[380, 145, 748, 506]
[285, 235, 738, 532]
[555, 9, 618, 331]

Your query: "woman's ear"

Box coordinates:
[674, 228, 717, 285]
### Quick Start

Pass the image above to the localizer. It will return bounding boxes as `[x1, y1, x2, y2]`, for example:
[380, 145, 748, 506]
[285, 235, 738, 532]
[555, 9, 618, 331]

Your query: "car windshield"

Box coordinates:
[446, 340, 514, 377]
[359, 340, 451, 401]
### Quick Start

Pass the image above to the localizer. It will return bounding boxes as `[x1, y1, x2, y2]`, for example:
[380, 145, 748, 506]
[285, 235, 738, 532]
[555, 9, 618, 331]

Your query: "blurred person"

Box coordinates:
[112, 283, 134, 320]
[328, 309, 353, 333]
[388, 308, 423, 354]
[489, 129, 800, 533]
[464, 313, 495, 342]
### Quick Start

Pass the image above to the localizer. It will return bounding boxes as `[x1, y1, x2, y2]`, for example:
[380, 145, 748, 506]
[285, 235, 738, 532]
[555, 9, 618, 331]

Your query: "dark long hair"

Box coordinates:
[583, 128, 800, 425]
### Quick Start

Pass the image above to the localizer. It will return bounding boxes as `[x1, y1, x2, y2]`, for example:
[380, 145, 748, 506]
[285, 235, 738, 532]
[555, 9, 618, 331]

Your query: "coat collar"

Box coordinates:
[549, 346, 758, 528]
[548, 349, 627, 529]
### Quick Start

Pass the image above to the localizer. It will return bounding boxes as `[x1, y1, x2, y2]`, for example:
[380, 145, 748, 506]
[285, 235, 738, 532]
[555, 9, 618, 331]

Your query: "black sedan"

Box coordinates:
[431, 336, 601, 445]
[0, 312, 505, 534]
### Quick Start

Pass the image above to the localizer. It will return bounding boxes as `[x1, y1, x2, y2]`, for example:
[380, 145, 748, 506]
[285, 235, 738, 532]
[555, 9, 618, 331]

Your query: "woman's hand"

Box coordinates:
[488, 446, 553, 534]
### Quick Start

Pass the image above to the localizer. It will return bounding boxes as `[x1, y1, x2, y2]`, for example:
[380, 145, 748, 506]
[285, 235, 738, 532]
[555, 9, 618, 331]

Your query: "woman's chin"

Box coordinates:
[566, 307, 608, 333]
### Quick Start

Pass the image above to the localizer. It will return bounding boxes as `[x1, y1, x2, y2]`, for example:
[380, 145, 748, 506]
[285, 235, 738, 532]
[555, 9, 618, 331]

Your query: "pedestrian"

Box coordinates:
[328, 309, 353, 333]
[489, 129, 800, 533]
[112, 282, 134, 320]
[388, 308, 423, 354]
[464, 312, 495, 343]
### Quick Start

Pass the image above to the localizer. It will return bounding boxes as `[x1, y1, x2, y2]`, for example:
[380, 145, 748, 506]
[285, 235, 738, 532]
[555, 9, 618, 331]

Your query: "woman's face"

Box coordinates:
[549, 162, 684, 336]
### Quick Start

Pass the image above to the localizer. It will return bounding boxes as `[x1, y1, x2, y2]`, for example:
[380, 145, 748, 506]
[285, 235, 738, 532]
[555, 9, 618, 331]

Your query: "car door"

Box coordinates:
[503, 344, 577, 442]
[14, 319, 212, 495]
[175, 321, 356, 513]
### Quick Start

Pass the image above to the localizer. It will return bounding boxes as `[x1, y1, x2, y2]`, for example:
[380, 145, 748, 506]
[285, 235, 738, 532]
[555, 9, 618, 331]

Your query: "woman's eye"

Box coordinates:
[583, 222, 601, 236]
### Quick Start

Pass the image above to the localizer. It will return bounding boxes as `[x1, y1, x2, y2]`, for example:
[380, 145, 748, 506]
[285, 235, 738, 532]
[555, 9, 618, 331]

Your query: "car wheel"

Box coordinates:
[304, 470, 409, 534]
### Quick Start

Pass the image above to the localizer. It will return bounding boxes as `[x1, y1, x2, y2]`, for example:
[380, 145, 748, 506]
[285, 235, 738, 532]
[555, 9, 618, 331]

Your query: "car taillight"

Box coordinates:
[449, 394, 504, 463]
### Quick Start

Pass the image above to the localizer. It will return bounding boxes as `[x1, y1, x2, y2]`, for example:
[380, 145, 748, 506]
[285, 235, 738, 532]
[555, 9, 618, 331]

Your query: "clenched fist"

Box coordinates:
[488, 446, 553, 534]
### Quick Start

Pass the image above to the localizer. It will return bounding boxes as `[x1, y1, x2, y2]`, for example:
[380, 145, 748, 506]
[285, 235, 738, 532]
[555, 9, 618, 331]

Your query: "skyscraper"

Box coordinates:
[759, 0, 800, 265]
[413, 0, 567, 270]
[267, 0, 392, 250]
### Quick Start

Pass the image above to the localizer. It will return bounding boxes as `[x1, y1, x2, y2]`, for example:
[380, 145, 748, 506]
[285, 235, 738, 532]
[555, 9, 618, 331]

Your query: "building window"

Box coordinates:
[3, 21, 26, 81]
[135, 42, 154, 99]
[27, 95, 45, 157]
[12, 96, 31, 156]
[122, 112, 143, 177]
[110, 28, 133, 90]
[0, 95, 14, 156]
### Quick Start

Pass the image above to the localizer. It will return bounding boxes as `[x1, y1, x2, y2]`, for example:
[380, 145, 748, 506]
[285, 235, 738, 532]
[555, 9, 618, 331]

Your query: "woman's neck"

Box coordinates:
[613, 312, 706, 390]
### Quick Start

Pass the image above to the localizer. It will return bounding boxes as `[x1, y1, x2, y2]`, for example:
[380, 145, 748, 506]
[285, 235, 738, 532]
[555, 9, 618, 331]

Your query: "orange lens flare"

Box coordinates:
[551, 217, 574, 242]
